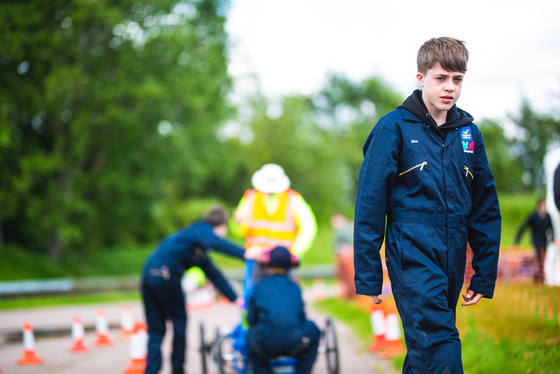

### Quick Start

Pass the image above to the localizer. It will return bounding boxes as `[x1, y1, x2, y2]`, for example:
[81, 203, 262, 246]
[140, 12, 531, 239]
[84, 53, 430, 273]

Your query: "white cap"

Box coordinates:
[251, 164, 291, 193]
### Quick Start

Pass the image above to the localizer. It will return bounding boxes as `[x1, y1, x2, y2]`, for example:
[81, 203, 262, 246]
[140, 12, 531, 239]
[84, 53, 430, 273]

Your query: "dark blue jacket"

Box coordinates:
[247, 275, 307, 355]
[142, 221, 245, 301]
[515, 211, 553, 250]
[554, 164, 560, 211]
[354, 91, 501, 298]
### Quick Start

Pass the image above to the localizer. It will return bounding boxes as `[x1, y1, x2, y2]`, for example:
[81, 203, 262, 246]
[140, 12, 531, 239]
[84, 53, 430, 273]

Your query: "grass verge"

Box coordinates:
[314, 294, 560, 374]
[461, 314, 560, 374]
[0, 291, 141, 310]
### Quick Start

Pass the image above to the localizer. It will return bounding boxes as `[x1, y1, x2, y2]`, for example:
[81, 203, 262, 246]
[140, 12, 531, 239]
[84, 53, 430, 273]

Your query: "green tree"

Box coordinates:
[509, 100, 560, 192]
[477, 119, 523, 193]
[312, 74, 403, 216]
[232, 92, 341, 220]
[225, 74, 404, 221]
[0, 0, 233, 258]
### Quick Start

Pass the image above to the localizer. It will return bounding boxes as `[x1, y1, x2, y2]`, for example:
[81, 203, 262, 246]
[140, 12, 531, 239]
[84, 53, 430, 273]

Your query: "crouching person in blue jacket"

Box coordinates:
[142, 205, 252, 374]
[246, 246, 320, 374]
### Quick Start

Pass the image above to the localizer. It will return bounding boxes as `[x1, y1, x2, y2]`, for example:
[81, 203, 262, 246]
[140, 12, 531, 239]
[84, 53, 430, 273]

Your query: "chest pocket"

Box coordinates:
[399, 161, 428, 177]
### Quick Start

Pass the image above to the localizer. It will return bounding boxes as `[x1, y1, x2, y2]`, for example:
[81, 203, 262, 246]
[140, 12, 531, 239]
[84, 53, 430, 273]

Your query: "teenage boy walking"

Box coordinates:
[353, 37, 501, 373]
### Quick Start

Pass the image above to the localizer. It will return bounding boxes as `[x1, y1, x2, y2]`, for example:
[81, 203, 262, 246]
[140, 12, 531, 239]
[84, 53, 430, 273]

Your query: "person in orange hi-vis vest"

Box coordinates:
[231, 164, 317, 282]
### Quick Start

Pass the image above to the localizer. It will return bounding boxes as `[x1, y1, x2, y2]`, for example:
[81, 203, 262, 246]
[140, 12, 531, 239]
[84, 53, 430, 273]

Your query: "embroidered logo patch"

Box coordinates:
[461, 126, 474, 153]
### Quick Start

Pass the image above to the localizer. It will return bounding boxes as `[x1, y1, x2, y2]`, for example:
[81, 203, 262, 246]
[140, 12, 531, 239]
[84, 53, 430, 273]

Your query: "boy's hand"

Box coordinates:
[235, 298, 244, 308]
[244, 245, 263, 260]
[461, 289, 483, 306]
[370, 295, 382, 304]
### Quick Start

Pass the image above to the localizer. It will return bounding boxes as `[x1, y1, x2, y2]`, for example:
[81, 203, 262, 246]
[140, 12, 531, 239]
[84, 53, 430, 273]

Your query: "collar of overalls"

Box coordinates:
[398, 89, 474, 139]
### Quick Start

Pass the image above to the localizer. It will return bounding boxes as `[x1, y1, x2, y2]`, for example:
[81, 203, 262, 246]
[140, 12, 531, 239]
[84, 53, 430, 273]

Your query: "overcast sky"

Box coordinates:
[225, 0, 560, 124]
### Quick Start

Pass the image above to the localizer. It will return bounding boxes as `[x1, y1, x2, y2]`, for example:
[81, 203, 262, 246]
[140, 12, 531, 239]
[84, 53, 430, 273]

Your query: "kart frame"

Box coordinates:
[198, 260, 339, 374]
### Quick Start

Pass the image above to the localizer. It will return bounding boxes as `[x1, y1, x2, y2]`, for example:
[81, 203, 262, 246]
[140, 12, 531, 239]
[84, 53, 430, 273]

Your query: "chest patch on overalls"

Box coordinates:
[461, 126, 474, 154]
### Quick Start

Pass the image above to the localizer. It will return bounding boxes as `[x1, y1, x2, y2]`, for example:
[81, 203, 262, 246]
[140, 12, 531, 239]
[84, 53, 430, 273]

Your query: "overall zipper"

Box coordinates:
[464, 166, 474, 180]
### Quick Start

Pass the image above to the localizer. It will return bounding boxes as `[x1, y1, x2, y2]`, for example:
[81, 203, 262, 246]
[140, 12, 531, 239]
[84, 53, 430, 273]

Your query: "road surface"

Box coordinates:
[0, 292, 398, 374]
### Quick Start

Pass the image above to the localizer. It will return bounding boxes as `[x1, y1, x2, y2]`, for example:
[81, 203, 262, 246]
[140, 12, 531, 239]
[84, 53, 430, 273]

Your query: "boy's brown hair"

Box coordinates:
[417, 37, 469, 74]
[204, 205, 228, 227]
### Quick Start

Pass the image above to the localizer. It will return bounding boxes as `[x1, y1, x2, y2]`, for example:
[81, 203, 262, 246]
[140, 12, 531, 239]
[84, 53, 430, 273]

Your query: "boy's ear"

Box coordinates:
[213, 223, 228, 237]
[416, 72, 425, 87]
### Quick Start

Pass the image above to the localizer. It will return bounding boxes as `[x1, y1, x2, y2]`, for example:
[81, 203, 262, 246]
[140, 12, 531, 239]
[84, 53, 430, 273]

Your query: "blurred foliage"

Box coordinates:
[0, 0, 237, 258]
[509, 100, 560, 193]
[225, 73, 405, 220]
[0, 0, 559, 264]
[0, 218, 334, 280]
[477, 119, 524, 193]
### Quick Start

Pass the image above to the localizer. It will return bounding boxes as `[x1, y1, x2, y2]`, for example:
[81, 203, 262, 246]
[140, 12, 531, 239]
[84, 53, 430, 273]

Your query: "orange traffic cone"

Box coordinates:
[123, 322, 148, 374]
[94, 308, 113, 346]
[380, 301, 405, 359]
[17, 321, 44, 365]
[187, 285, 217, 311]
[69, 315, 89, 353]
[121, 305, 135, 339]
[368, 302, 387, 352]
[312, 277, 327, 301]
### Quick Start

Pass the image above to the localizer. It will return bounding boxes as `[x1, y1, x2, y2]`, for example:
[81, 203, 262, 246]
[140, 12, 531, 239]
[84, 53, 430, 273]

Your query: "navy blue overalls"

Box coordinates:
[141, 221, 245, 374]
[354, 91, 501, 374]
[246, 274, 320, 374]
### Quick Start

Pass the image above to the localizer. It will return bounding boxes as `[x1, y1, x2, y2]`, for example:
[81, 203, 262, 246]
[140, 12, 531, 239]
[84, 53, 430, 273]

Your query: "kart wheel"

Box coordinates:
[214, 327, 225, 374]
[324, 317, 339, 374]
[199, 323, 208, 374]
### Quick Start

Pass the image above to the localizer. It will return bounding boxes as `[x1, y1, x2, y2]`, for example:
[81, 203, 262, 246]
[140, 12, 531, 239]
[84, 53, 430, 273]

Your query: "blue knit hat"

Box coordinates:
[265, 246, 298, 271]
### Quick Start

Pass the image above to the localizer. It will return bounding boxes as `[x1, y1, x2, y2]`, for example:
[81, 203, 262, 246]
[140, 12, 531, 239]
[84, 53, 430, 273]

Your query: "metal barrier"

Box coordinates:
[0, 278, 75, 296]
[0, 265, 336, 297]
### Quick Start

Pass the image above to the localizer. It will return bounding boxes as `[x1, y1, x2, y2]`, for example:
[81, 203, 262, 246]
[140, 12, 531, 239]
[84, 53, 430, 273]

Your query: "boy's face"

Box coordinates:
[417, 62, 464, 117]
